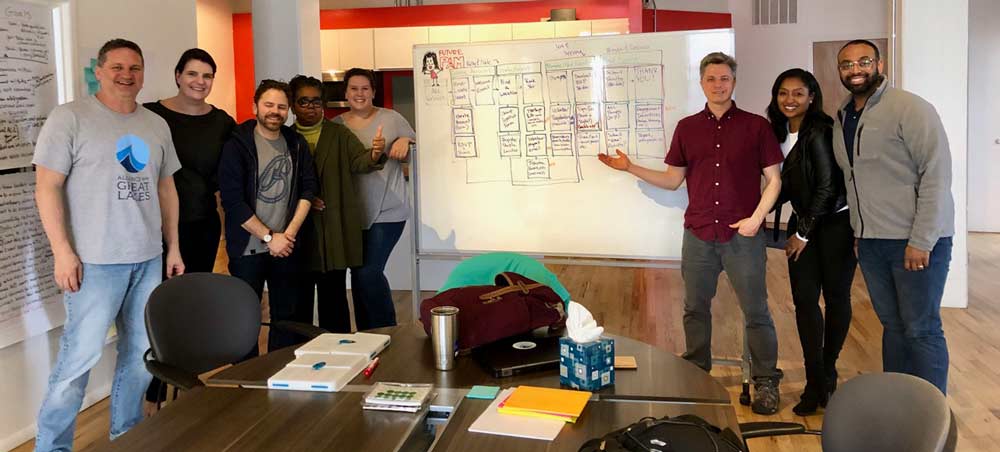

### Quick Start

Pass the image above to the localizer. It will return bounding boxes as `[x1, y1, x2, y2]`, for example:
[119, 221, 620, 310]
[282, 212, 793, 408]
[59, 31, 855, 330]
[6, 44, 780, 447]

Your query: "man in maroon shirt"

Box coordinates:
[599, 52, 784, 415]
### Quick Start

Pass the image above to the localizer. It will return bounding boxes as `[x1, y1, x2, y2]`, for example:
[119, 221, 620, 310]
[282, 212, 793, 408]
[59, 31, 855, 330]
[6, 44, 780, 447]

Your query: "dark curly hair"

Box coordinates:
[253, 79, 291, 105]
[766, 68, 832, 143]
[289, 74, 324, 103]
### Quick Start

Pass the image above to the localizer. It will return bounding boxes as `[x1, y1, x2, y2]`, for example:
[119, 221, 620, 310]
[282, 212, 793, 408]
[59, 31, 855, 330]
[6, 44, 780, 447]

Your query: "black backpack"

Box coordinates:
[578, 414, 746, 452]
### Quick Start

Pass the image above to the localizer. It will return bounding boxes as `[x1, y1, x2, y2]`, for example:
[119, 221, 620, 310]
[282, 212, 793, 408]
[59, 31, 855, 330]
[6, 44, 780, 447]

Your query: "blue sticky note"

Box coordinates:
[466, 385, 500, 400]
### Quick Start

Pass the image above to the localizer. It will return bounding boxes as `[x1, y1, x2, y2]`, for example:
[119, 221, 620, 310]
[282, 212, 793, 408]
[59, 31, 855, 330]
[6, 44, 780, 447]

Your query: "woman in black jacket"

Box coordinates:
[768, 69, 857, 415]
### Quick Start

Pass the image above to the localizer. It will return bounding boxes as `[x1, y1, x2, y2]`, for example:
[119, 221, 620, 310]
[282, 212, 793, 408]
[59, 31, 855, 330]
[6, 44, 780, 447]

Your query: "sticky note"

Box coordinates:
[614, 356, 638, 369]
[466, 385, 500, 400]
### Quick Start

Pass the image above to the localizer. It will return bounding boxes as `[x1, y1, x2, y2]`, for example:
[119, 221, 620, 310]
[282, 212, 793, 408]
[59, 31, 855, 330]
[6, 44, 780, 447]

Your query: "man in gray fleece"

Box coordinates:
[831, 39, 954, 394]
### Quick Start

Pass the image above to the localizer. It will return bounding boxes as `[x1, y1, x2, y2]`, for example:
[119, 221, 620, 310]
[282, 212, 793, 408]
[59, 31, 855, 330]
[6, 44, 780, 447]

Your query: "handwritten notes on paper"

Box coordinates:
[0, 172, 62, 349]
[0, 1, 58, 170]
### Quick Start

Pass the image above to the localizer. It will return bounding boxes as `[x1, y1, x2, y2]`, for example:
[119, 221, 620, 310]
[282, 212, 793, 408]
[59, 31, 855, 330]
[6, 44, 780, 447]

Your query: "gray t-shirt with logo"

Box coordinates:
[243, 130, 292, 256]
[32, 96, 181, 264]
[333, 108, 415, 228]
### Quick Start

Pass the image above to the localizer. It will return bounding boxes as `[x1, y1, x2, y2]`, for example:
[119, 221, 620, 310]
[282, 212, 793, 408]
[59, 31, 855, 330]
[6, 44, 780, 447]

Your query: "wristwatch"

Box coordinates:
[263, 230, 273, 243]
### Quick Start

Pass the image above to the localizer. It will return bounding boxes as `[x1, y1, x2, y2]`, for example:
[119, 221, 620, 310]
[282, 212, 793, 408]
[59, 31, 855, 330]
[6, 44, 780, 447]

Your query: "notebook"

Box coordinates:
[468, 388, 565, 441]
[472, 335, 562, 378]
[294, 332, 391, 360]
[362, 382, 435, 413]
[267, 354, 367, 392]
[496, 385, 591, 423]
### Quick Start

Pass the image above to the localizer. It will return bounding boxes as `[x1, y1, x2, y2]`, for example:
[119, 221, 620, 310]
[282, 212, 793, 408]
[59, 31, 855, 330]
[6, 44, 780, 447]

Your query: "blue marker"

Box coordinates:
[312, 361, 326, 370]
[338, 339, 356, 345]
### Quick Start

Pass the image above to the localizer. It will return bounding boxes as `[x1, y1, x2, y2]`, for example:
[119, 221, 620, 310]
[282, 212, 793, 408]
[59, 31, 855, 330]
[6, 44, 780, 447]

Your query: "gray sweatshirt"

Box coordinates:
[831, 79, 954, 251]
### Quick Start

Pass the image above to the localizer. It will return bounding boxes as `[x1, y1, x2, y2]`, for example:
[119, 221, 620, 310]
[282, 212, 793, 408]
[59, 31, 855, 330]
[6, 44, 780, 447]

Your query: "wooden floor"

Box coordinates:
[15, 233, 1000, 452]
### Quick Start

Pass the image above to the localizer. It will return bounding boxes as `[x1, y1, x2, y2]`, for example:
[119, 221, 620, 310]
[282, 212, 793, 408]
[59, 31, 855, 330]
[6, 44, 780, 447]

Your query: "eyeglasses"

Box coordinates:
[838, 56, 876, 72]
[295, 97, 324, 109]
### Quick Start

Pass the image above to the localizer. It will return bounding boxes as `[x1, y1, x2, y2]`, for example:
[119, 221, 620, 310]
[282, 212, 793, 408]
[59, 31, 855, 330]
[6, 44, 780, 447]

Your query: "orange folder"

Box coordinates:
[496, 386, 591, 422]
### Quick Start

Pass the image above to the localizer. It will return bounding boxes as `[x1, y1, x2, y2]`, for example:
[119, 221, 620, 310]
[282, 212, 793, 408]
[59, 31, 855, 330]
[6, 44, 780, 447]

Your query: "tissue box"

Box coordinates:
[559, 336, 615, 391]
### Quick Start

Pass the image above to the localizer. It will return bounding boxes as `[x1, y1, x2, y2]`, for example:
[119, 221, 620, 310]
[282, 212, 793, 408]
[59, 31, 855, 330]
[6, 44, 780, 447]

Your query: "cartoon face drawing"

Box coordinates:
[422, 51, 441, 86]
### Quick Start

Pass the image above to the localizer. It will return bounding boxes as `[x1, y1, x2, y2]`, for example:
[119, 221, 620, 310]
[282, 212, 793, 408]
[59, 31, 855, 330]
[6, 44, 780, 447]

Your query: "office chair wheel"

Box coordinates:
[740, 382, 751, 405]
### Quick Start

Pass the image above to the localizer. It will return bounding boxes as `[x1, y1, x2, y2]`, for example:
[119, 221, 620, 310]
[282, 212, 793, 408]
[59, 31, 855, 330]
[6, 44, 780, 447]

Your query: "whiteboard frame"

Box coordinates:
[410, 29, 736, 263]
[407, 30, 739, 311]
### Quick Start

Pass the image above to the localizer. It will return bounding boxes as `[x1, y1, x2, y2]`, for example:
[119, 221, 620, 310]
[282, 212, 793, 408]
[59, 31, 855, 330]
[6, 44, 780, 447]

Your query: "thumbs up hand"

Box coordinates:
[371, 125, 385, 161]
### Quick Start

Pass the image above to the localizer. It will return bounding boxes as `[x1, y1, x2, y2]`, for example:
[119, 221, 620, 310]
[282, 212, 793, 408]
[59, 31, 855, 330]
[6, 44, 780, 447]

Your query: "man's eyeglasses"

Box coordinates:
[838, 57, 876, 72]
[296, 97, 324, 109]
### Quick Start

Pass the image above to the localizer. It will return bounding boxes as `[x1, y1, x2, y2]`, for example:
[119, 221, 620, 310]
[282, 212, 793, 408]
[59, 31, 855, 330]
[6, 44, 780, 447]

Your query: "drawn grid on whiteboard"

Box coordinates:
[414, 30, 735, 259]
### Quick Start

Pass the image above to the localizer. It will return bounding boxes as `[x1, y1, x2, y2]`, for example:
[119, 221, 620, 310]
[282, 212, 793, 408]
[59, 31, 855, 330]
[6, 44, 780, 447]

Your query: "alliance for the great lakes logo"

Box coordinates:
[115, 134, 153, 202]
[116, 134, 149, 173]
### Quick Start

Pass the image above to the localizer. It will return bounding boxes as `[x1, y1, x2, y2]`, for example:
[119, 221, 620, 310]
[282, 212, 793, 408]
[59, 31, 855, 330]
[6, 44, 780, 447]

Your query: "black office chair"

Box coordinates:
[143, 272, 325, 392]
[740, 372, 957, 452]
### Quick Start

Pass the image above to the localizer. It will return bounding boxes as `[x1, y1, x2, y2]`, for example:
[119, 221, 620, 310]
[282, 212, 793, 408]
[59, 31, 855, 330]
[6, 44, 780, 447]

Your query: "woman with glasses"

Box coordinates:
[289, 75, 386, 333]
[767, 68, 856, 415]
[143, 48, 235, 410]
[333, 68, 415, 331]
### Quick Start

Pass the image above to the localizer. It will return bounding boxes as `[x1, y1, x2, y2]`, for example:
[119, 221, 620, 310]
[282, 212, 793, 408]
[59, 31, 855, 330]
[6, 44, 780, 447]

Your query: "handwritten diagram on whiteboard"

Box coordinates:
[0, 0, 58, 170]
[431, 50, 670, 186]
[414, 30, 734, 259]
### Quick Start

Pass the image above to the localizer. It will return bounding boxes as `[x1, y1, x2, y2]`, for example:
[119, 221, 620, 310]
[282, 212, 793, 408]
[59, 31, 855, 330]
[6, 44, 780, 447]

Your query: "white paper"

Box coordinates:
[468, 388, 564, 441]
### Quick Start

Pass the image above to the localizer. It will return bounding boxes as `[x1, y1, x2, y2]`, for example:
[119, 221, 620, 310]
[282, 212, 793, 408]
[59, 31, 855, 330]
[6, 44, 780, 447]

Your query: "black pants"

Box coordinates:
[787, 210, 856, 396]
[300, 269, 352, 333]
[228, 251, 303, 354]
[148, 215, 222, 402]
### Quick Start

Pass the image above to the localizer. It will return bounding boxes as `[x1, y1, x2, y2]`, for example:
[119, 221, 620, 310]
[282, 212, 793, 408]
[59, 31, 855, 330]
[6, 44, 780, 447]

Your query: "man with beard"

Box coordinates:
[831, 39, 954, 394]
[219, 79, 317, 353]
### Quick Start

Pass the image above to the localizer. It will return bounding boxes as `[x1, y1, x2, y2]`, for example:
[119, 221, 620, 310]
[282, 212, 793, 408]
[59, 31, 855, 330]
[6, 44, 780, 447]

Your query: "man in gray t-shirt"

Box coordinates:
[31, 39, 183, 451]
[219, 79, 317, 352]
[244, 131, 292, 255]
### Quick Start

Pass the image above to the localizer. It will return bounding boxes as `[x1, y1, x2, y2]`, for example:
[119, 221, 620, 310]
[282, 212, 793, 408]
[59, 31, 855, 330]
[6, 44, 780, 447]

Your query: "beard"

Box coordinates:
[841, 69, 883, 95]
[257, 113, 285, 131]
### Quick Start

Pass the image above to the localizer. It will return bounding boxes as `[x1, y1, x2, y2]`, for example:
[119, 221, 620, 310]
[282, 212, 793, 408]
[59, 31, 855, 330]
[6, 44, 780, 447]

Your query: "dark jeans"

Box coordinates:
[680, 229, 780, 379]
[149, 215, 222, 402]
[351, 221, 405, 330]
[787, 211, 856, 395]
[300, 269, 351, 333]
[857, 237, 952, 394]
[228, 251, 302, 353]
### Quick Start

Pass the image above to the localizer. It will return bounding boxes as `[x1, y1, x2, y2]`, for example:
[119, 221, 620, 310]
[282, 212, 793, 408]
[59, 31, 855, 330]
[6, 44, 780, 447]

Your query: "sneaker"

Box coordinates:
[751, 377, 780, 415]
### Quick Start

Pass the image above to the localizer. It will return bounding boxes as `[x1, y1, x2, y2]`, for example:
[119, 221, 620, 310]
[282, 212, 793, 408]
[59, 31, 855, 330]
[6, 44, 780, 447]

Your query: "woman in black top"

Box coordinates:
[145, 49, 235, 272]
[767, 69, 857, 415]
[143, 48, 235, 407]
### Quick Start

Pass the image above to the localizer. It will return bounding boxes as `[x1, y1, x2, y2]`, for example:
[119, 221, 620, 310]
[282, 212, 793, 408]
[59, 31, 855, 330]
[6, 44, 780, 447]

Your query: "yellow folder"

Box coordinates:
[496, 386, 591, 422]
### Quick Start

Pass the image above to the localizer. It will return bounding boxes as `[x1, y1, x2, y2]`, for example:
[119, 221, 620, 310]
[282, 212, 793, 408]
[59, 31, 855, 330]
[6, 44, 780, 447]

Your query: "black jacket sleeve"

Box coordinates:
[296, 137, 318, 203]
[218, 139, 254, 226]
[797, 126, 837, 238]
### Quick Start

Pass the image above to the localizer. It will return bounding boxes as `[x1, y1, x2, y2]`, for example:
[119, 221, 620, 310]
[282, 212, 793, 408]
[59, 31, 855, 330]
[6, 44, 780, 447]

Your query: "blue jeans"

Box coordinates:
[36, 256, 161, 452]
[351, 221, 405, 330]
[857, 237, 952, 394]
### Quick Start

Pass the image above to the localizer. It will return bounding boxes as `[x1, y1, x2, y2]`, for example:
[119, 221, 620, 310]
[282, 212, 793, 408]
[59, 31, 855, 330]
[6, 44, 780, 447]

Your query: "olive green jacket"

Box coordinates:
[300, 121, 386, 272]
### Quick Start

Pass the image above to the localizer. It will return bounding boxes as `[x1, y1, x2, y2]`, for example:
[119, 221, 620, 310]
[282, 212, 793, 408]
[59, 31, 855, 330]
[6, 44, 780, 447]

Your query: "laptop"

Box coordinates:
[473, 334, 562, 378]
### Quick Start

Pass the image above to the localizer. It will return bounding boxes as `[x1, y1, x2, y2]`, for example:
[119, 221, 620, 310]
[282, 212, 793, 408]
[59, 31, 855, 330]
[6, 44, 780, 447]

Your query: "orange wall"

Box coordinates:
[231, 2, 731, 122]
[232, 13, 255, 123]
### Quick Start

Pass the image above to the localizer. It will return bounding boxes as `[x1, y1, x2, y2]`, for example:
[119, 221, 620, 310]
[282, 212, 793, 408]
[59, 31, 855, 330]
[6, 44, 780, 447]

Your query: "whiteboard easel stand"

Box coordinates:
[408, 146, 685, 317]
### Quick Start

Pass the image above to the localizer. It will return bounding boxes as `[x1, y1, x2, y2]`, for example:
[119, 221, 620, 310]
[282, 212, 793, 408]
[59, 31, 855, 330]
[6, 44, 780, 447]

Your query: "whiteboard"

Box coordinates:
[0, 0, 59, 170]
[413, 30, 734, 260]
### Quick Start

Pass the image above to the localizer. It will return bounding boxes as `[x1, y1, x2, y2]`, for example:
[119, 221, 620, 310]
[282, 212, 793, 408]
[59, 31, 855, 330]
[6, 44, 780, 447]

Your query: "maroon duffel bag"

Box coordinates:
[419, 272, 566, 351]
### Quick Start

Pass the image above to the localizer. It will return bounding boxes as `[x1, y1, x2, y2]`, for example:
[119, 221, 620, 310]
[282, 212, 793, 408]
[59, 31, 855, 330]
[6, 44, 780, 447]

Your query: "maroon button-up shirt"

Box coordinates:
[664, 103, 783, 243]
